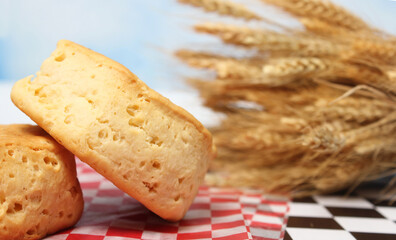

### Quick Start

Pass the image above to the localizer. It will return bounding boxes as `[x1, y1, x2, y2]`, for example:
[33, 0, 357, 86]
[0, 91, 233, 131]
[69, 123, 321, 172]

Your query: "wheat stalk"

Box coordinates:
[178, 0, 262, 20]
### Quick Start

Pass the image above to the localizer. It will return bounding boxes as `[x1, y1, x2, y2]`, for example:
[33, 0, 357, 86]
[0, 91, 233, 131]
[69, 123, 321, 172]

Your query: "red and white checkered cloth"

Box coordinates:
[44, 160, 289, 240]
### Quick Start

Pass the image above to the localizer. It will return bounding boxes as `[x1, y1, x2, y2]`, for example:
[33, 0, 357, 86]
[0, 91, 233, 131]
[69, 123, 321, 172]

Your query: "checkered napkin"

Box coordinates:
[44, 160, 289, 240]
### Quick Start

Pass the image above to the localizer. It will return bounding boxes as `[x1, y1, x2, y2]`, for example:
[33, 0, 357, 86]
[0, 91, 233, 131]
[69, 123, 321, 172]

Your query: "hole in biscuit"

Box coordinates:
[174, 195, 181, 202]
[26, 228, 35, 235]
[59, 211, 64, 218]
[98, 129, 108, 139]
[178, 177, 185, 184]
[113, 134, 120, 141]
[68, 186, 78, 198]
[7, 150, 14, 157]
[97, 118, 109, 124]
[181, 136, 188, 145]
[8, 173, 14, 178]
[7, 202, 22, 214]
[97, 64, 103, 67]
[122, 172, 132, 180]
[42, 209, 49, 215]
[43, 157, 58, 167]
[137, 94, 143, 98]
[64, 115, 73, 124]
[126, 105, 140, 116]
[0, 195, 6, 204]
[149, 136, 160, 146]
[22, 155, 28, 163]
[67, 213, 73, 218]
[144, 98, 151, 103]
[64, 105, 71, 113]
[33, 165, 39, 172]
[55, 52, 66, 62]
[128, 119, 141, 128]
[152, 161, 160, 169]
[190, 184, 194, 191]
[30, 192, 42, 204]
[142, 181, 158, 193]
[72, 52, 75, 56]
[139, 161, 146, 168]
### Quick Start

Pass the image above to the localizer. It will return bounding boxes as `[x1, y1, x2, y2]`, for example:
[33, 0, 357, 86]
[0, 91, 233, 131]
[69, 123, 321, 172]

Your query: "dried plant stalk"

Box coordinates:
[178, 0, 262, 20]
[177, 0, 396, 197]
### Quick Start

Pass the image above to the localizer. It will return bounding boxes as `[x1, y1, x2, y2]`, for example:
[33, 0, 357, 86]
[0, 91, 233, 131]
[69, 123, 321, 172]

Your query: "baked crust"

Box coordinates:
[0, 124, 84, 239]
[11, 40, 216, 221]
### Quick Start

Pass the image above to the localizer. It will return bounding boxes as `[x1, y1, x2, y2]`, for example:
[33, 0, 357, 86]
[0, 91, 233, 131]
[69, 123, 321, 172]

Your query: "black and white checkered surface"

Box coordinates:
[284, 184, 396, 240]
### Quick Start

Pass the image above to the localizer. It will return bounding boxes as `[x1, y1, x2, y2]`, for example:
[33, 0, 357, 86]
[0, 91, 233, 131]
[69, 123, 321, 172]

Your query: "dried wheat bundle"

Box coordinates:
[177, 0, 396, 197]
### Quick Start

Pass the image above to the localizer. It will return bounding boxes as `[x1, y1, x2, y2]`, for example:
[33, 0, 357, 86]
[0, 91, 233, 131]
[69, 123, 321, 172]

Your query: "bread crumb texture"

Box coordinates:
[11, 40, 216, 221]
[0, 124, 84, 240]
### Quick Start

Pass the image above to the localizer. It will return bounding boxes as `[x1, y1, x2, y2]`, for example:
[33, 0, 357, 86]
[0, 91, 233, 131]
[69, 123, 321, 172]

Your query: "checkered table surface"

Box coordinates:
[44, 160, 289, 240]
[284, 183, 396, 240]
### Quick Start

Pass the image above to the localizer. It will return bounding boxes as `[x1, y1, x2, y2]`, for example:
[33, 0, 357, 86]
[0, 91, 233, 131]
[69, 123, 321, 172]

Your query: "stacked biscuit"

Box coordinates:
[1, 40, 215, 239]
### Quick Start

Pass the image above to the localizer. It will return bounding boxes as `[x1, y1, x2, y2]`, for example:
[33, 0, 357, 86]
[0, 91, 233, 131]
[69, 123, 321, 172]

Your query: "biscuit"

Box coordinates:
[11, 40, 216, 221]
[0, 124, 84, 240]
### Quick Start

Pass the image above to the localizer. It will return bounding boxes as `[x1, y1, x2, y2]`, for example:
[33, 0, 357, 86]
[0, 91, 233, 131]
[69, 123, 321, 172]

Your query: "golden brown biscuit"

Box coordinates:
[0, 124, 84, 240]
[11, 40, 215, 221]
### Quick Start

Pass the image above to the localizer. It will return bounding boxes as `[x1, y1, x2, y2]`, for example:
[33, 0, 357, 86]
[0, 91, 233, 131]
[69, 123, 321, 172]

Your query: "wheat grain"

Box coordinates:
[262, 0, 369, 31]
[179, 0, 261, 20]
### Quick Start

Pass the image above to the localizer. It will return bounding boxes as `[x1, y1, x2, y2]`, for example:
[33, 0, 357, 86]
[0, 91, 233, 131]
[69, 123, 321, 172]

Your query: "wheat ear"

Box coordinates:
[178, 0, 261, 20]
[299, 18, 349, 37]
[262, 0, 369, 31]
[262, 57, 328, 79]
[176, 49, 265, 79]
[352, 39, 396, 65]
[195, 22, 340, 56]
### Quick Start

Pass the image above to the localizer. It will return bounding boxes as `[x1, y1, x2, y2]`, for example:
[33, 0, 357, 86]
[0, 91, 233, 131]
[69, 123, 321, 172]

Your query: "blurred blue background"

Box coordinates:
[0, 0, 395, 89]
